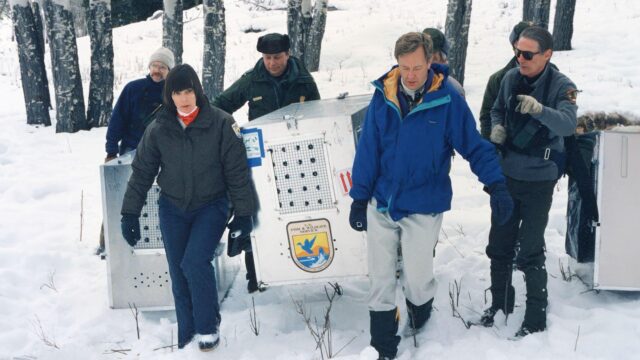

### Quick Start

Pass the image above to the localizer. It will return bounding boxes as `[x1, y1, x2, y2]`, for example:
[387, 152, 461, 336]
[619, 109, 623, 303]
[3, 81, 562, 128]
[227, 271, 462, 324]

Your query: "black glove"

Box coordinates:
[227, 215, 253, 257]
[488, 182, 514, 226]
[349, 200, 368, 232]
[121, 214, 141, 247]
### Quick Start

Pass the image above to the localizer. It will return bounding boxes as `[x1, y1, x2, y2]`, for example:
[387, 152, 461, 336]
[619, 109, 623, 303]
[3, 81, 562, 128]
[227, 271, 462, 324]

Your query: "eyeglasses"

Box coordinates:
[150, 63, 169, 71]
[515, 49, 541, 61]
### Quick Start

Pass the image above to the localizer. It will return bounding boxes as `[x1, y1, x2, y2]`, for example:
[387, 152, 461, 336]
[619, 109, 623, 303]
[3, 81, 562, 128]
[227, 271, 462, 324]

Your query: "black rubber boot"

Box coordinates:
[479, 264, 515, 327]
[404, 298, 433, 336]
[370, 308, 400, 360]
[522, 264, 548, 332]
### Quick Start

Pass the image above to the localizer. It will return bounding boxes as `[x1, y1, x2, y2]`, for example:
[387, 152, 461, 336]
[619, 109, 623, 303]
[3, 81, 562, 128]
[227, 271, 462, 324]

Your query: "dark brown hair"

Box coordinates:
[163, 64, 208, 113]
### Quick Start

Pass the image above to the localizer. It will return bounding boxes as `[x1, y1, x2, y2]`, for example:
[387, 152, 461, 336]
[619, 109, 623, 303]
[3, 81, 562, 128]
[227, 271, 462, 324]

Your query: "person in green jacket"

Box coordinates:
[212, 33, 321, 121]
[479, 21, 533, 139]
[212, 33, 320, 293]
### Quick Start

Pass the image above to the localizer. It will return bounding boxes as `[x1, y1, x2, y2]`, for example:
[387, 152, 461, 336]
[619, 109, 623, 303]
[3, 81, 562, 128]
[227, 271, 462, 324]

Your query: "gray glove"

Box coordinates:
[515, 95, 543, 115]
[490, 124, 507, 145]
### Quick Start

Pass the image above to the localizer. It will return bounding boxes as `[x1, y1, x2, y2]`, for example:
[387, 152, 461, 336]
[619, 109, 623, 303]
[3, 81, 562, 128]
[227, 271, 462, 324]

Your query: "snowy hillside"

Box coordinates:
[1, 0, 640, 359]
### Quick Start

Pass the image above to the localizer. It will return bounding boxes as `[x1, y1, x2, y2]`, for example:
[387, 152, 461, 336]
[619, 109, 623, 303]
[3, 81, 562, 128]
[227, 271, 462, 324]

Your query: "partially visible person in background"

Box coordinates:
[478, 21, 533, 139]
[422, 27, 465, 97]
[98, 47, 175, 256]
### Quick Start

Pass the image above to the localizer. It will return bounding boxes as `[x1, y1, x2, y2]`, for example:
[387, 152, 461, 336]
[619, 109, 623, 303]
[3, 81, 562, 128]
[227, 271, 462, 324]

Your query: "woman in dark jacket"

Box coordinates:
[120, 64, 254, 351]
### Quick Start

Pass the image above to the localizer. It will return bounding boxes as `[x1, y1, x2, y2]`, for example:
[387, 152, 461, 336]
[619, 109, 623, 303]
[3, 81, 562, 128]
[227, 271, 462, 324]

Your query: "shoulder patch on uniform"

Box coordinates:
[565, 88, 579, 105]
[231, 122, 242, 139]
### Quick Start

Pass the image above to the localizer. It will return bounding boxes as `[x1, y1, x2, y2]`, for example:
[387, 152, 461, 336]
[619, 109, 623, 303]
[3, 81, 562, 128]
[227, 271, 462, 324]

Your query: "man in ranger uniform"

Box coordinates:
[213, 33, 320, 121]
[482, 26, 579, 338]
[212, 33, 320, 293]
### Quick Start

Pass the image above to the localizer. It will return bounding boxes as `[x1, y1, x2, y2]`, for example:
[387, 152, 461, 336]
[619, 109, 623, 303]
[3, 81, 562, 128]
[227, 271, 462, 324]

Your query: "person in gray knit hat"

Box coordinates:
[96, 47, 175, 256]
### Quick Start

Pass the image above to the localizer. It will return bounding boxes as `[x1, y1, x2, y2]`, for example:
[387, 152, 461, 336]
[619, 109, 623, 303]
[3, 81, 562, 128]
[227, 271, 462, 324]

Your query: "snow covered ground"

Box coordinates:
[1, 0, 640, 359]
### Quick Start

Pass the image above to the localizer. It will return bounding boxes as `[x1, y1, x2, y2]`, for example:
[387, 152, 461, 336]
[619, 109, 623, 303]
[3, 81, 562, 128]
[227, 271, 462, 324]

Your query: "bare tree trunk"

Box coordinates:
[202, 0, 225, 101]
[287, 0, 306, 61]
[552, 0, 576, 51]
[87, 0, 114, 128]
[523, 0, 535, 22]
[43, 0, 87, 133]
[444, 0, 472, 86]
[523, 0, 551, 29]
[163, 0, 183, 65]
[303, 0, 327, 72]
[287, 0, 327, 72]
[31, 0, 51, 109]
[10, 0, 51, 126]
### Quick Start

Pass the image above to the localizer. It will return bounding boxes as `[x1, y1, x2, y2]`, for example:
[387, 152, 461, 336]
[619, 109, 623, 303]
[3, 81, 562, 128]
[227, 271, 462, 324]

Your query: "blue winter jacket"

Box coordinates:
[105, 75, 164, 156]
[349, 64, 505, 221]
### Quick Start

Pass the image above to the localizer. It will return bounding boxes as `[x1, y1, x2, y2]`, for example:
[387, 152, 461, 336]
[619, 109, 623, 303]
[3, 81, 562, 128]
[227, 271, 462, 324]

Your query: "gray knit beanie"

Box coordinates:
[148, 47, 175, 69]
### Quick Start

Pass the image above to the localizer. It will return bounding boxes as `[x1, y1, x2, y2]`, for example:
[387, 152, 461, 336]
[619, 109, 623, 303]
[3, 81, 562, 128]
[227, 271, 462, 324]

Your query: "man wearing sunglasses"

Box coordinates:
[482, 26, 578, 339]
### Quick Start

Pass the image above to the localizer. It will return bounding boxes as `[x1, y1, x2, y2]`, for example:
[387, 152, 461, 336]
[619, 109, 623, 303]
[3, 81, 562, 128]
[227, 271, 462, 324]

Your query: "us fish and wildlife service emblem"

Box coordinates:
[287, 219, 334, 273]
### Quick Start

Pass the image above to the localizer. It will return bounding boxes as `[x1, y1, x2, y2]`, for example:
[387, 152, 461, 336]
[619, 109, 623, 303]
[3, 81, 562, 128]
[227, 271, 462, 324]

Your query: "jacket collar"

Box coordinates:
[156, 104, 215, 130]
[253, 56, 315, 84]
[373, 64, 447, 110]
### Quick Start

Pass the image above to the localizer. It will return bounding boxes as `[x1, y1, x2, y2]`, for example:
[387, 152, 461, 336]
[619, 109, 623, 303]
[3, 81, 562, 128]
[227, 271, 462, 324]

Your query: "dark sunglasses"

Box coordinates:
[515, 49, 541, 61]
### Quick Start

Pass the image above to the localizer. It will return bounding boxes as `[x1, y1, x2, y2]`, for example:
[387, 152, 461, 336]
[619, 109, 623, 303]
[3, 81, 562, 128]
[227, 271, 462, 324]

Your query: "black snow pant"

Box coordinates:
[486, 177, 556, 330]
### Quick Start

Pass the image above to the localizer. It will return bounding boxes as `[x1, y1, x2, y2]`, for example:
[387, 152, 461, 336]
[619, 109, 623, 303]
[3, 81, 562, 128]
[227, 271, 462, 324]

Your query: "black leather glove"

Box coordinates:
[121, 214, 141, 247]
[227, 215, 253, 257]
[349, 200, 368, 232]
[488, 182, 514, 226]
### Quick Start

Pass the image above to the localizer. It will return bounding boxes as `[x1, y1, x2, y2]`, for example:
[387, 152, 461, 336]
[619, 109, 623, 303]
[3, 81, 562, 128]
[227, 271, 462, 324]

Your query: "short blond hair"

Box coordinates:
[394, 32, 433, 61]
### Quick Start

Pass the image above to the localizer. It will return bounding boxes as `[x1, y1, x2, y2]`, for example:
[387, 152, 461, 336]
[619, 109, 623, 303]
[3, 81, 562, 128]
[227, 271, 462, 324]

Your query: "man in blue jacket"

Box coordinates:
[349, 32, 513, 360]
[98, 48, 174, 255]
[105, 47, 175, 161]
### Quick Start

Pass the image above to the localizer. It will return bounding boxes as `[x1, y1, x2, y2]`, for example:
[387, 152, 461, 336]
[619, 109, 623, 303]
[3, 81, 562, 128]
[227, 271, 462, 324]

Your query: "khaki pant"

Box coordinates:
[366, 201, 442, 311]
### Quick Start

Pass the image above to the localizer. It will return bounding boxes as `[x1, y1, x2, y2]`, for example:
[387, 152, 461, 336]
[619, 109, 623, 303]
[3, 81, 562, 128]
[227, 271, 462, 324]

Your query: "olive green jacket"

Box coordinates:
[212, 56, 320, 120]
[479, 57, 519, 139]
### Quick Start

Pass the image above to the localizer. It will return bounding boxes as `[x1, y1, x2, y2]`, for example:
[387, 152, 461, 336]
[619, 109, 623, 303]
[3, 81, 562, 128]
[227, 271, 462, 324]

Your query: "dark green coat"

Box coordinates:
[479, 57, 519, 139]
[212, 56, 320, 120]
[121, 105, 255, 217]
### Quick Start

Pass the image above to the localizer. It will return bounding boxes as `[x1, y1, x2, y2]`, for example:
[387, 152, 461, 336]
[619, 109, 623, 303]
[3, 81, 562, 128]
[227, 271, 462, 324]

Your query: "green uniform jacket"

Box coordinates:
[121, 104, 255, 217]
[212, 56, 320, 120]
[479, 57, 519, 139]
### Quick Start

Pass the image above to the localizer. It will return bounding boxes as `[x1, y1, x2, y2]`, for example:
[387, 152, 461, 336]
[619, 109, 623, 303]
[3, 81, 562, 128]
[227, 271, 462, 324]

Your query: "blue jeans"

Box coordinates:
[158, 195, 228, 348]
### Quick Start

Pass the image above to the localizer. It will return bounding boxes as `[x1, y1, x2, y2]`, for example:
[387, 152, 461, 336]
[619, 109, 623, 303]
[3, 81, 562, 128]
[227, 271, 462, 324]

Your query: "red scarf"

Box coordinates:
[178, 107, 200, 127]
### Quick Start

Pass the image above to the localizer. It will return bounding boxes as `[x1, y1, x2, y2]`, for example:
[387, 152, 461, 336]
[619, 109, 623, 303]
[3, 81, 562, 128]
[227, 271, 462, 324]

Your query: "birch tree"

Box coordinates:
[523, 0, 551, 29]
[287, 0, 328, 72]
[202, 0, 225, 100]
[552, 0, 576, 51]
[43, 0, 87, 133]
[86, 0, 113, 128]
[163, 0, 183, 65]
[32, 1, 51, 109]
[10, 0, 51, 126]
[444, 0, 472, 86]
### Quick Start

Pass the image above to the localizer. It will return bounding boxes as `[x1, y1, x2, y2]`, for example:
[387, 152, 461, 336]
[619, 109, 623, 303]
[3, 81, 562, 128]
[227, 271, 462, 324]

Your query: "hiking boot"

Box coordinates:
[370, 309, 400, 360]
[402, 298, 433, 337]
[478, 307, 499, 327]
[197, 333, 220, 352]
[512, 324, 545, 340]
